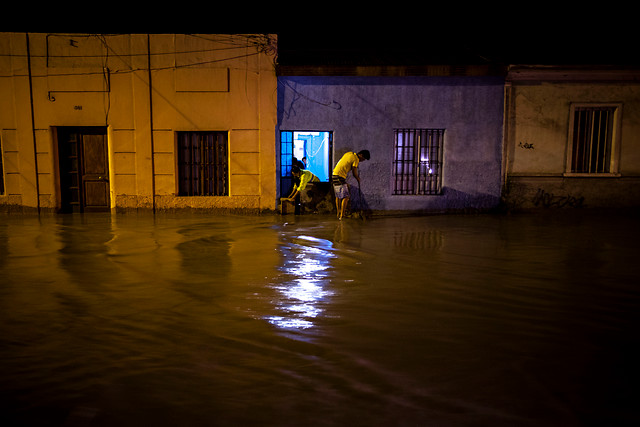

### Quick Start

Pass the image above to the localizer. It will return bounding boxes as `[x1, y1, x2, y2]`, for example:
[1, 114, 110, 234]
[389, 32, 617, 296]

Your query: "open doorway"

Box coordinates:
[280, 130, 332, 198]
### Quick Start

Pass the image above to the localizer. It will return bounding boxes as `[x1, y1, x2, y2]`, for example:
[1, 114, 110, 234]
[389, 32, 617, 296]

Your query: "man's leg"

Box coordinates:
[339, 196, 349, 219]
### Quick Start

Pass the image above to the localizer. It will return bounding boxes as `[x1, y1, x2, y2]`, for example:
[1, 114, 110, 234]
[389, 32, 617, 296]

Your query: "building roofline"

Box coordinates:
[506, 65, 640, 84]
[276, 64, 508, 78]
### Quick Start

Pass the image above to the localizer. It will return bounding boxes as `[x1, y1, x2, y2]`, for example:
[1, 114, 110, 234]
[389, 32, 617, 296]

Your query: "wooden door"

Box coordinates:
[58, 127, 110, 212]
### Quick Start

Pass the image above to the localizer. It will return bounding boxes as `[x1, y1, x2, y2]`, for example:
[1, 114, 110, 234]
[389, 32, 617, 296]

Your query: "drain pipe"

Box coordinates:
[26, 33, 41, 214]
[501, 74, 514, 201]
[147, 34, 156, 213]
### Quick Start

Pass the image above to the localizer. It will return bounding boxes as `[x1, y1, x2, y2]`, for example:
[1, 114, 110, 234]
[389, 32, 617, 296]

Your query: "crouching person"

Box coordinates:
[284, 165, 320, 213]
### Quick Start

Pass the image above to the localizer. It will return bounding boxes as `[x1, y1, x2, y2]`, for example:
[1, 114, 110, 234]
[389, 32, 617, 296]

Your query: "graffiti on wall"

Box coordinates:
[518, 141, 535, 150]
[532, 188, 585, 208]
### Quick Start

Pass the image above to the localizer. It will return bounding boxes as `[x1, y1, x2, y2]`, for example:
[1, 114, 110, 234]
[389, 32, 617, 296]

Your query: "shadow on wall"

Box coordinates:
[297, 185, 501, 216]
[286, 184, 502, 216]
[349, 184, 373, 218]
[379, 187, 502, 215]
[441, 187, 502, 212]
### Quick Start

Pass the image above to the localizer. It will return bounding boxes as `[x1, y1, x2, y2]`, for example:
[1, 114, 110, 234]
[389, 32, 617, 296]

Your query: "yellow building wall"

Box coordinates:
[0, 33, 278, 212]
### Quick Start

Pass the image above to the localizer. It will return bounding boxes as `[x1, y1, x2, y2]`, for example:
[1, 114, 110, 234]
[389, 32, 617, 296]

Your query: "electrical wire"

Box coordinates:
[0, 33, 277, 79]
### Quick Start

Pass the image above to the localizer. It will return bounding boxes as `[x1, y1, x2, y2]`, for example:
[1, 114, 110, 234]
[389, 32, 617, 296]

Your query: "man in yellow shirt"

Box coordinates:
[331, 150, 370, 219]
[284, 165, 319, 201]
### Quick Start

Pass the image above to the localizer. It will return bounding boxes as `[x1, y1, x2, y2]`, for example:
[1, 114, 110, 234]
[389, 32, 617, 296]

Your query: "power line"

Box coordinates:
[0, 33, 277, 79]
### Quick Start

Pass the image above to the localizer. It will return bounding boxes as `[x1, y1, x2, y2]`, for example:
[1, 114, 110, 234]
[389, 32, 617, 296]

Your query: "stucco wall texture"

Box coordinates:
[504, 81, 640, 210]
[278, 76, 505, 213]
[0, 33, 278, 213]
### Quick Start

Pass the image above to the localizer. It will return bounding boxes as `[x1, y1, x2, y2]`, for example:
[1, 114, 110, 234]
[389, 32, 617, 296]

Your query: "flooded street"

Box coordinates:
[1, 211, 639, 426]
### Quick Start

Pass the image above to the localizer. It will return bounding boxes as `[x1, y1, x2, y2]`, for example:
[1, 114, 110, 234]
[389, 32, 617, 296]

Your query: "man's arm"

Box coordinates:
[352, 166, 361, 184]
[285, 189, 299, 201]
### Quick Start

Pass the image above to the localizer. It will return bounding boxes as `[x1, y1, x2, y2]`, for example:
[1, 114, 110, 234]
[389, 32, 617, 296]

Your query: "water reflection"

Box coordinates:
[266, 235, 335, 329]
[1, 212, 639, 426]
[56, 214, 118, 289]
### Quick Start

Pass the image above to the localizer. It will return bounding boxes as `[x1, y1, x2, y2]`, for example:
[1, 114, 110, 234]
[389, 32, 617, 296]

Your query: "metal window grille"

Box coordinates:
[393, 128, 444, 195]
[570, 107, 615, 173]
[177, 131, 228, 196]
[280, 131, 294, 197]
[280, 131, 293, 178]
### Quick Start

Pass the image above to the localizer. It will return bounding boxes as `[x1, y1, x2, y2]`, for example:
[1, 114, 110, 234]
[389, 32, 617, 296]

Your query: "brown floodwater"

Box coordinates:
[1, 210, 639, 426]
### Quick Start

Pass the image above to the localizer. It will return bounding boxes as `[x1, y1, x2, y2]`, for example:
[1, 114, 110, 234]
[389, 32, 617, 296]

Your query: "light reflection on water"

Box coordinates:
[1, 211, 639, 426]
[266, 235, 336, 330]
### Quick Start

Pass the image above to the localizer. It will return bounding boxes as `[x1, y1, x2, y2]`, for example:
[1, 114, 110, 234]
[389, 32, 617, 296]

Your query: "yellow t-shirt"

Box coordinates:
[332, 152, 359, 179]
[295, 170, 319, 191]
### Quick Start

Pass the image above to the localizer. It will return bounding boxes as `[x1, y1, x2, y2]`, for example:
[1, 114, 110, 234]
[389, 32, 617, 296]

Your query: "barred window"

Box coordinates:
[568, 105, 619, 174]
[280, 131, 293, 197]
[393, 128, 444, 195]
[177, 131, 228, 196]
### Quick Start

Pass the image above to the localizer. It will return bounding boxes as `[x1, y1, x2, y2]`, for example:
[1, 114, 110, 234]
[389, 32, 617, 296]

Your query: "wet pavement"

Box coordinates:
[1, 210, 639, 426]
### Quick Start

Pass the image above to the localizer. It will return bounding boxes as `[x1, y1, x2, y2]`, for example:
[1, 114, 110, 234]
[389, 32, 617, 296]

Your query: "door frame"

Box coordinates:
[55, 126, 110, 213]
[279, 130, 333, 198]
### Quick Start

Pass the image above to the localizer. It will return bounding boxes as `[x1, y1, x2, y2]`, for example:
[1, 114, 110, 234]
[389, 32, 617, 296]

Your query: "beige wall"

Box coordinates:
[0, 33, 278, 212]
[503, 68, 640, 209]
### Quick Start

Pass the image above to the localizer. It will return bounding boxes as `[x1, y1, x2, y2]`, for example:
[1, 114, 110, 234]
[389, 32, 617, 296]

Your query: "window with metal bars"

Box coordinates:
[280, 131, 293, 198]
[393, 128, 444, 195]
[569, 106, 617, 174]
[177, 131, 228, 196]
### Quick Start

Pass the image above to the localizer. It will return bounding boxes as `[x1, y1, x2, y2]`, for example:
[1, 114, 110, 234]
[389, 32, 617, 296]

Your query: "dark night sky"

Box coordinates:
[274, 7, 638, 67]
[7, 7, 637, 67]
[276, 24, 637, 67]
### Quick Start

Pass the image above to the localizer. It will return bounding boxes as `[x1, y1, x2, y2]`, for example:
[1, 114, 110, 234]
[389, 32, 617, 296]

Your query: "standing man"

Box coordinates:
[331, 150, 370, 220]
